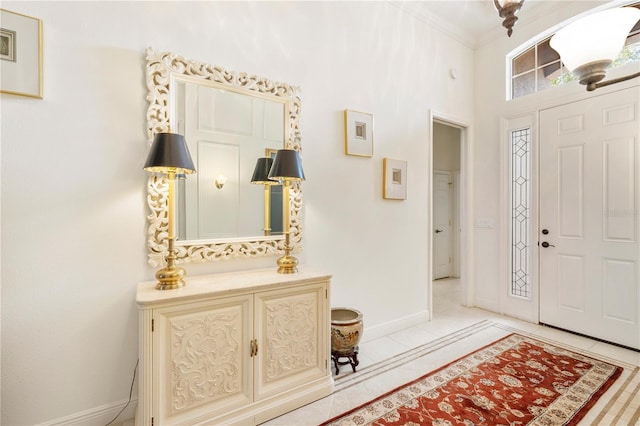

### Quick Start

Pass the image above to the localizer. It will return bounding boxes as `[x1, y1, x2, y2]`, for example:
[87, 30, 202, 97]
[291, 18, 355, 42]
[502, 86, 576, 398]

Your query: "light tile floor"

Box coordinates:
[262, 278, 640, 426]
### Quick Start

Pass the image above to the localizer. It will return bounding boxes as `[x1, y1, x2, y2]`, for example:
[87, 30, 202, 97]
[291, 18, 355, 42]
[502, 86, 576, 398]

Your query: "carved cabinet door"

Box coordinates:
[253, 282, 329, 401]
[152, 294, 253, 425]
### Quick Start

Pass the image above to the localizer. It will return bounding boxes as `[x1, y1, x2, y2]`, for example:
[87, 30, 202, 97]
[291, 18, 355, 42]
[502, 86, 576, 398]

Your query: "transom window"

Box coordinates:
[510, 3, 640, 99]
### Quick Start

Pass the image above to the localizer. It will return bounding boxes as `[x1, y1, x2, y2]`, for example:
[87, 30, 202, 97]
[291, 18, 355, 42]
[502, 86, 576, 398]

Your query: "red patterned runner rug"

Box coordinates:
[321, 333, 622, 426]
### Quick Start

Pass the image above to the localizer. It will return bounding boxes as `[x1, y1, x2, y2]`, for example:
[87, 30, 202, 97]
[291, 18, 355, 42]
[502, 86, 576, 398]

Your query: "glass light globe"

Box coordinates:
[550, 7, 640, 72]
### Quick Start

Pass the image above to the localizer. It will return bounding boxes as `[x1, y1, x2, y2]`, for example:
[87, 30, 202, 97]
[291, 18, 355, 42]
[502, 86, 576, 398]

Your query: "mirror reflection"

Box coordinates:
[173, 78, 284, 240]
[145, 48, 303, 266]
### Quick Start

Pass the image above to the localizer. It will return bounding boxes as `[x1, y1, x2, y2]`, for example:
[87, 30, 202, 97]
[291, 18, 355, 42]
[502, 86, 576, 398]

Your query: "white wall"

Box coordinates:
[0, 2, 474, 424]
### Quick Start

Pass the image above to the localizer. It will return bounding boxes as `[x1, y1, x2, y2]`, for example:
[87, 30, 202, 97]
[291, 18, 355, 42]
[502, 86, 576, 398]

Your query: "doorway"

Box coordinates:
[538, 87, 640, 349]
[433, 122, 461, 281]
[430, 117, 468, 319]
[502, 86, 640, 349]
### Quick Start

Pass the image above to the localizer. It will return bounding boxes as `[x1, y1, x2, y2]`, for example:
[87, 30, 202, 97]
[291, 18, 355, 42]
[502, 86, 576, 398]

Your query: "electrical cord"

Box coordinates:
[104, 358, 139, 426]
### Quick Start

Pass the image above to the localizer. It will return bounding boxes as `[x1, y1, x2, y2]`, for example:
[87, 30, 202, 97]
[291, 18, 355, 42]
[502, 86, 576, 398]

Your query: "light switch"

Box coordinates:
[475, 218, 494, 228]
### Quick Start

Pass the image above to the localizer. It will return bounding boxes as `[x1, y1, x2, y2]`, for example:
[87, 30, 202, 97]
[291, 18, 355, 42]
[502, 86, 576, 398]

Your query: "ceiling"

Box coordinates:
[391, 0, 573, 48]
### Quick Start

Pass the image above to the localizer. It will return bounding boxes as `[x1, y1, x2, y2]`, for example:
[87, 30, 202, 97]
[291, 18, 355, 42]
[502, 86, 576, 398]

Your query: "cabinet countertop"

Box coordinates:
[136, 267, 331, 306]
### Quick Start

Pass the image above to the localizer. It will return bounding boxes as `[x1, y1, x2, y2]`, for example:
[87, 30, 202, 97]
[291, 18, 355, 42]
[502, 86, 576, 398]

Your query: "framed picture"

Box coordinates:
[344, 109, 373, 157]
[383, 158, 407, 200]
[265, 148, 278, 159]
[0, 9, 43, 98]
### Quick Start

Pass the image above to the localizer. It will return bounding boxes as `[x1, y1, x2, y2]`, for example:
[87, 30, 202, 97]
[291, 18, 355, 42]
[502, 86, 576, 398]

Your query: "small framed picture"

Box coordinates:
[265, 148, 278, 159]
[0, 9, 43, 98]
[1, 28, 16, 61]
[344, 109, 373, 157]
[383, 158, 407, 200]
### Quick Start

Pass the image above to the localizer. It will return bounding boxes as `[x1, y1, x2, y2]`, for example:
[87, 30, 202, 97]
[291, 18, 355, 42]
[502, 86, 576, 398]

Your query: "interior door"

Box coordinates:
[539, 86, 640, 349]
[433, 171, 452, 279]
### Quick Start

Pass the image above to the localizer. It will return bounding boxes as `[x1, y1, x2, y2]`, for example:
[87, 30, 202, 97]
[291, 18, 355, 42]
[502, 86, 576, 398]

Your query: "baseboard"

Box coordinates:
[359, 310, 430, 343]
[474, 297, 500, 314]
[36, 398, 137, 426]
[33, 313, 429, 425]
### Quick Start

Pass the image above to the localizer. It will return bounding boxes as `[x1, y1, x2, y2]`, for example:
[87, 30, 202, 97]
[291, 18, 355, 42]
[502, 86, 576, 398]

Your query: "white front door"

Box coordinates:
[539, 86, 640, 349]
[433, 171, 452, 279]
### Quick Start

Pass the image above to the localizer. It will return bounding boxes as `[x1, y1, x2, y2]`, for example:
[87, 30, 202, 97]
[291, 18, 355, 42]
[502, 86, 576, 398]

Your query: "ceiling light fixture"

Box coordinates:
[494, 0, 525, 37]
[550, 7, 640, 91]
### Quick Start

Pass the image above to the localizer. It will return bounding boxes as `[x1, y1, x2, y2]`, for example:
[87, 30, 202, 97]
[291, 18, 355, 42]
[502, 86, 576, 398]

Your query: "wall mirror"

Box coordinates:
[145, 48, 302, 266]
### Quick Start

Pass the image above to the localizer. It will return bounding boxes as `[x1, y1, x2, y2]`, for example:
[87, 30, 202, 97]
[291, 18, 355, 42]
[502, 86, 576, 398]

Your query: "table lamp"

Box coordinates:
[143, 132, 196, 290]
[251, 157, 279, 236]
[268, 149, 305, 274]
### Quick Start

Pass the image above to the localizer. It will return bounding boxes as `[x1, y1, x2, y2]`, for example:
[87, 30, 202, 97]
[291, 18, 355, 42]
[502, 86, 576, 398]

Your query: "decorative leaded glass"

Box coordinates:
[511, 128, 530, 298]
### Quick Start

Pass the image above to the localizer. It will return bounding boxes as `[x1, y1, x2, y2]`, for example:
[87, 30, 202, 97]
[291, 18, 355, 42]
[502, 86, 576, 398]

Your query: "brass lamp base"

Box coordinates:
[155, 265, 186, 290]
[277, 254, 298, 274]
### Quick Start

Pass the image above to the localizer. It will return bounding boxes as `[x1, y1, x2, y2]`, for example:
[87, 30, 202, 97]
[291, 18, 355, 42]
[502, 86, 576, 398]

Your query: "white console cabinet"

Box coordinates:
[136, 269, 333, 425]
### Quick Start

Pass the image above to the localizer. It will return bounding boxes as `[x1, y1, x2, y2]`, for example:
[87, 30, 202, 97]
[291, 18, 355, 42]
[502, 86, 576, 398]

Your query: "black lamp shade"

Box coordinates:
[268, 149, 305, 181]
[251, 157, 278, 185]
[144, 133, 196, 174]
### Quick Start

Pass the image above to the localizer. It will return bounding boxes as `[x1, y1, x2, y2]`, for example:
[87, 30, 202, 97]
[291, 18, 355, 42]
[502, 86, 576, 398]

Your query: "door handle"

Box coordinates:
[435, 229, 443, 233]
[541, 241, 555, 248]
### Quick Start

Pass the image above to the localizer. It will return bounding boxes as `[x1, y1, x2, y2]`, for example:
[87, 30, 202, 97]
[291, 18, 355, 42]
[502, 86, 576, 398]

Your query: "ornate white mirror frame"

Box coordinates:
[145, 48, 303, 266]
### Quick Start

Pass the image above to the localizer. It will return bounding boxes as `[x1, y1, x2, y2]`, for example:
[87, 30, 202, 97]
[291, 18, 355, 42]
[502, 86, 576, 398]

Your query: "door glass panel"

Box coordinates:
[512, 71, 535, 99]
[513, 47, 535, 75]
[537, 37, 560, 66]
[538, 62, 561, 91]
[511, 127, 531, 298]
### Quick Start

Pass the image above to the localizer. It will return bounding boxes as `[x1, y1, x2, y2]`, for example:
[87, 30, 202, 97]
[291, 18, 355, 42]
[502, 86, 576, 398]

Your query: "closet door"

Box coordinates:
[433, 170, 453, 279]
